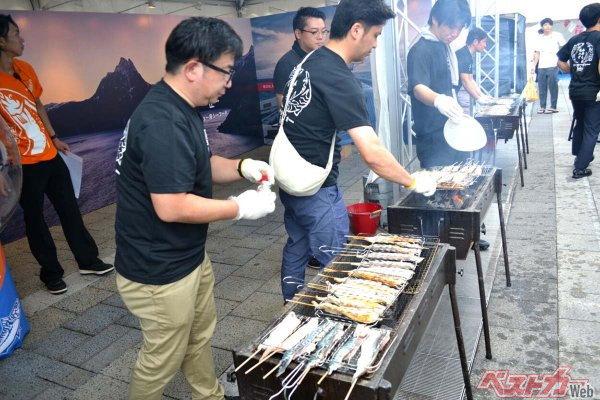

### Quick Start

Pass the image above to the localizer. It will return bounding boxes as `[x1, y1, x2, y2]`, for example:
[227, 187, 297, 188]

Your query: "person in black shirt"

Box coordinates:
[274, 0, 437, 301]
[273, 7, 327, 109]
[557, 3, 600, 179]
[273, 7, 328, 272]
[407, 0, 472, 168]
[455, 27, 491, 104]
[114, 17, 275, 400]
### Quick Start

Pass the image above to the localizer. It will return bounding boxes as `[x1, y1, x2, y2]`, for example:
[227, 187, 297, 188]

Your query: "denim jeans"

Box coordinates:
[538, 67, 558, 109]
[572, 100, 600, 170]
[279, 185, 349, 301]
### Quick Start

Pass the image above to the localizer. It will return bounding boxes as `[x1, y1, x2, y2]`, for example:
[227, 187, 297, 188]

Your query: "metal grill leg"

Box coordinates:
[515, 126, 525, 187]
[497, 190, 511, 287]
[449, 283, 473, 400]
[493, 128, 497, 165]
[519, 120, 528, 169]
[474, 243, 492, 359]
[522, 108, 530, 153]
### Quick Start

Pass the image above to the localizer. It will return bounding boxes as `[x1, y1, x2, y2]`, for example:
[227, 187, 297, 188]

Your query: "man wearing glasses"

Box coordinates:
[114, 17, 275, 400]
[273, 7, 328, 109]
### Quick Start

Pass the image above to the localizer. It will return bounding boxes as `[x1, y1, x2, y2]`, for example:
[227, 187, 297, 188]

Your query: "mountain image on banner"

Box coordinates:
[46, 47, 263, 138]
[203, 45, 263, 138]
[46, 58, 151, 137]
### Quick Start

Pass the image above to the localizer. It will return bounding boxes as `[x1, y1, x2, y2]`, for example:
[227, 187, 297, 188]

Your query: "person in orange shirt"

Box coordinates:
[0, 14, 114, 294]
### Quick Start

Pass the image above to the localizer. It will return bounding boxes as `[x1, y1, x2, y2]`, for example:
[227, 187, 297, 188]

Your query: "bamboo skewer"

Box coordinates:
[345, 235, 421, 243]
[262, 361, 281, 379]
[287, 299, 316, 307]
[234, 347, 262, 372]
[317, 370, 328, 385]
[245, 349, 278, 374]
[332, 261, 362, 266]
[344, 378, 358, 400]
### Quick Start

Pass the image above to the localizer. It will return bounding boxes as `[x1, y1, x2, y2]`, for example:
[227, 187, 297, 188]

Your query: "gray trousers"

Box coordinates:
[538, 67, 559, 109]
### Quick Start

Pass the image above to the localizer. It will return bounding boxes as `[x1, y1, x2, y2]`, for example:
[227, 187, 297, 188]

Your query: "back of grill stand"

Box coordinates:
[386, 168, 513, 361]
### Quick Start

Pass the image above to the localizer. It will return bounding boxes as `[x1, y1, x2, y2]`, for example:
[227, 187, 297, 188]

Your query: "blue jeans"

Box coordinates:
[538, 67, 558, 109]
[279, 185, 349, 301]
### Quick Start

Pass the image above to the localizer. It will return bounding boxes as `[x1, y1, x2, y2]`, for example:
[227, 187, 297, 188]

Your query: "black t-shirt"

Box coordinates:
[408, 37, 453, 137]
[455, 45, 473, 92]
[557, 30, 600, 101]
[114, 80, 213, 285]
[273, 41, 307, 95]
[281, 46, 371, 187]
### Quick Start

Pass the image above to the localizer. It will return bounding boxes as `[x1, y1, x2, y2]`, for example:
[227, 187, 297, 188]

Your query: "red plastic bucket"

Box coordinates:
[347, 202, 382, 236]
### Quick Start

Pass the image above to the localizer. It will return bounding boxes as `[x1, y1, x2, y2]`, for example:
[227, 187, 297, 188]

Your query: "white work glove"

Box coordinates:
[230, 189, 276, 220]
[477, 95, 494, 105]
[596, 90, 600, 102]
[434, 94, 464, 121]
[406, 171, 437, 197]
[239, 158, 275, 184]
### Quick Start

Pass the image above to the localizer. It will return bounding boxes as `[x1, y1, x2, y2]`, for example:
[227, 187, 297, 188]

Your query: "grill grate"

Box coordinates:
[246, 236, 441, 380]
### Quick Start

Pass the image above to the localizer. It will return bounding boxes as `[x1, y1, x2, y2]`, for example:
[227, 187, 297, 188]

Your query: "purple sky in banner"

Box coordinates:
[3, 11, 252, 104]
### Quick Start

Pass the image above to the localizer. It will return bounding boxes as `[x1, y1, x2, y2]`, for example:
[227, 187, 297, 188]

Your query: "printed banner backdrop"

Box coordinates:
[0, 11, 262, 243]
[250, 6, 376, 141]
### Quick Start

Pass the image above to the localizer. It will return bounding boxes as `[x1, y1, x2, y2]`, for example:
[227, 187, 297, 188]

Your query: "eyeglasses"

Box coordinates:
[202, 61, 235, 83]
[300, 29, 330, 37]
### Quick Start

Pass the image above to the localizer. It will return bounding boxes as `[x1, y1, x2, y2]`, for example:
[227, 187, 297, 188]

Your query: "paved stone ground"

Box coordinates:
[470, 82, 600, 400]
[1, 81, 598, 400]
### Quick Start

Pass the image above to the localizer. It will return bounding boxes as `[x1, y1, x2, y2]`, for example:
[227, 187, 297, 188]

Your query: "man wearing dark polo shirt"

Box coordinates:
[273, 7, 327, 109]
[455, 27, 491, 106]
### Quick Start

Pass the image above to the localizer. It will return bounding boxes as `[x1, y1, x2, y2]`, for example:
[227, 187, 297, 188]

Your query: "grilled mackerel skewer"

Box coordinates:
[361, 252, 424, 263]
[235, 312, 302, 372]
[333, 259, 418, 270]
[347, 234, 423, 244]
[345, 242, 424, 252]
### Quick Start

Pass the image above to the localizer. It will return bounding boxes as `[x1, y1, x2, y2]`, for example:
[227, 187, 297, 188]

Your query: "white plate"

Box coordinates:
[443, 116, 487, 152]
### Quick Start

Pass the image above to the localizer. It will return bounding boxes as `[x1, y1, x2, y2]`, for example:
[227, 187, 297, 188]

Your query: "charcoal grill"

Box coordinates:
[230, 244, 473, 400]
[475, 96, 528, 187]
[387, 167, 511, 360]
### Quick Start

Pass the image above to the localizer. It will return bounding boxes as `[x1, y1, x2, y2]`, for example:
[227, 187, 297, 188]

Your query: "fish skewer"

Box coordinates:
[360, 252, 424, 263]
[324, 266, 414, 281]
[245, 317, 319, 374]
[276, 319, 334, 377]
[344, 328, 391, 400]
[346, 234, 423, 244]
[235, 312, 303, 372]
[345, 243, 424, 253]
[287, 323, 345, 397]
[332, 260, 417, 270]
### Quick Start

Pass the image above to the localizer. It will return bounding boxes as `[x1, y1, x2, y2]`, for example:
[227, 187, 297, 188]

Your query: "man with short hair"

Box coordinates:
[115, 17, 275, 400]
[273, 6, 328, 271]
[557, 3, 600, 179]
[532, 17, 565, 113]
[273, 7, 327, 109]
[407, 0, 472, 168]
[455, 27, 491, 104]
[0, 14, 114, 295]
[274, 0, 436, 301]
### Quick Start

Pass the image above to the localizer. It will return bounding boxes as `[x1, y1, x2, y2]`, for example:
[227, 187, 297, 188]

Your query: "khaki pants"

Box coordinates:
[117, 256, 224, 400]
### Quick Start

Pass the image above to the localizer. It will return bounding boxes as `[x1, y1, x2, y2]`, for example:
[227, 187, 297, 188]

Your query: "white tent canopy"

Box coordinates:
[0, 0, 337, 17]
[1, 1, 588, 23]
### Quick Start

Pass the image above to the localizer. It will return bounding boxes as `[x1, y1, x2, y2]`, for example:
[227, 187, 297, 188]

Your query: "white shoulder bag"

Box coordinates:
[269, 51, 336, 197]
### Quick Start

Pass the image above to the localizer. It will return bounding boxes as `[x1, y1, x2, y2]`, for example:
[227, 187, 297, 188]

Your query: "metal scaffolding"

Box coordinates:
[475, 1, 501, 97]
[379, 0, 423, 171]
